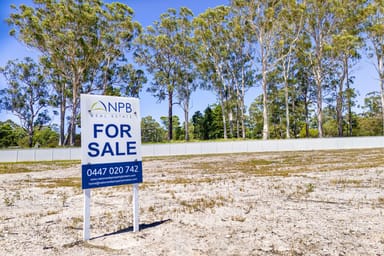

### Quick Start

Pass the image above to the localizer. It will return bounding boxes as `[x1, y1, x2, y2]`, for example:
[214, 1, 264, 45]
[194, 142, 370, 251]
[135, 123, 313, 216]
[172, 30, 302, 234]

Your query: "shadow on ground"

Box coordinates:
[91, 219, 171, 240]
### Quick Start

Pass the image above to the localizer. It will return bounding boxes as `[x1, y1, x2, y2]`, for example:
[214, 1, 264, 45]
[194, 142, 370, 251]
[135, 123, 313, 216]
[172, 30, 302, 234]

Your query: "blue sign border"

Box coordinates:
[82, 161, 142, 189]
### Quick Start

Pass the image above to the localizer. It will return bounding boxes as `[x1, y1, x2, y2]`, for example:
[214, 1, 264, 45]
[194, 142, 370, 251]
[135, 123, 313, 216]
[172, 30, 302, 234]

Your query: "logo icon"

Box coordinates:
[89, 101, 107, 113]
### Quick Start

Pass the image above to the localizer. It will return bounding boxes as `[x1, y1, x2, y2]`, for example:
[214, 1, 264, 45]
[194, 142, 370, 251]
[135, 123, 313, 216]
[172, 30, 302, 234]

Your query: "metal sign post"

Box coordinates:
[83, 189, 91, 240]
[80, 94, 143, 241]
[133, 183, 139, 232]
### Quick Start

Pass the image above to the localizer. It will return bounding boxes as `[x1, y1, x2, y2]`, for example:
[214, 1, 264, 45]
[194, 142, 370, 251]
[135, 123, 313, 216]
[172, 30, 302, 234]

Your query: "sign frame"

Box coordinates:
[80, 94, 142, 240]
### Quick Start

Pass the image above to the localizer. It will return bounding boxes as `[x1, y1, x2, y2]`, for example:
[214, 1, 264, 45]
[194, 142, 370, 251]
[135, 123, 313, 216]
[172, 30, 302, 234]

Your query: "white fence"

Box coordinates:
[1, 136, 383, 162]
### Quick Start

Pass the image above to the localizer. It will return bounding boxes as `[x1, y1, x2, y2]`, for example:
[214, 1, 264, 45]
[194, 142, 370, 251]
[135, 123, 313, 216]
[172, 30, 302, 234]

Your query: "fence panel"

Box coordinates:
[0, 137, 383, 162]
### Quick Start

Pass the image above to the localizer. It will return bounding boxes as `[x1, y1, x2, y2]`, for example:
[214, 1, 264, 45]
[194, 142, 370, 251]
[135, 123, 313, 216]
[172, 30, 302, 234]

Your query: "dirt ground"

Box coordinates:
[0, 149, 384, 256]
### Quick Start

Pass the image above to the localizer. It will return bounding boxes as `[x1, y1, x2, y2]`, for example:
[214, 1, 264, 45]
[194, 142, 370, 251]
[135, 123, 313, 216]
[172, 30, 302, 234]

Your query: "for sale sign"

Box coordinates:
[80, 94, 142, 189]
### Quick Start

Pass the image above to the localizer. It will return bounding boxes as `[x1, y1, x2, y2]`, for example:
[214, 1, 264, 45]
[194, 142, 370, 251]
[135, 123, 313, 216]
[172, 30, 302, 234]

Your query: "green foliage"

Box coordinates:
[0, 57, 50, 147]
[191, 105, 225, 140]
[298, 127, 318, 138]
[191, 111, 204, 140]
[136, 7, 196, 141]
[160, 115, 183, 140]
[7, 0, 141, 146]
[356, 117, 382, 136]
[0, 120, 27, 148]
[141, 116, 166, 143]
[33, 126, 59, 147]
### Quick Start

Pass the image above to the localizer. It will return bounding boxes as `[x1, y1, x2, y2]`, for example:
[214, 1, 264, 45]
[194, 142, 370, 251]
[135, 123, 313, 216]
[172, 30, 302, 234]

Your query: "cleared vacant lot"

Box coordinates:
[1, 148, 384, 255]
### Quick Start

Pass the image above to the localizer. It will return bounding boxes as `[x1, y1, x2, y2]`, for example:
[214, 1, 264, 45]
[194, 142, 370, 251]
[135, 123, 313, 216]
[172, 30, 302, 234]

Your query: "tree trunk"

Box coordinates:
[379, 55, 384, 136]
[168, 89, 173, 141]
[63, 122, 71, 146]
[241, 96, 246, 139]
[346, 62, 353, 136]
[381, 80, 384, 136]
[240, 73, 246, 139]
[303, 81, 310, 138]
[59, 84, 66, 146]
[69, 98, 77, 146]
[228, 111, 234, 138]
[220, 100, 227, 140]
[284, 79, 290, 139]
[292, 98, 297, 138]
[218, 89, 227, 139]
[184, 101, 189, 141]
[314, 67, 323, 138]
[336, 57, 347, 137]
[28, 125, 34, 148]
[262, 66, 269, 140]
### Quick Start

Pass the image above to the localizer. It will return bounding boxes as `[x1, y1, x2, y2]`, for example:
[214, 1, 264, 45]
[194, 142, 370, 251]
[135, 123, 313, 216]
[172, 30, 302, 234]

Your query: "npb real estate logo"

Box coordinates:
[80, 94, 142, 189]
[87, 98, 137, 118]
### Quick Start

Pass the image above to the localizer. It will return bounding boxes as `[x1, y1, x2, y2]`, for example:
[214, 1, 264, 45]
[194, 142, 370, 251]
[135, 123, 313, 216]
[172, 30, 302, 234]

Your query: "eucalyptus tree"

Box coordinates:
[0, 57, 50, 147]
[194, 5, 253, 139]
[302, 0, 341, 138]
[8, 0, 141, 146]
[136, 7, 196, 141]
[232, 0, 285, 140]
[365, 0, 384, 135]
[330, 0, 366, 136]
[294, 36, 317, 138]
[274, 0, 305, 138]
[193, 6, 232, 139]
[225, 12, 255, 139]
[173, 8, 198, 141]
[99, 63, 147, 97]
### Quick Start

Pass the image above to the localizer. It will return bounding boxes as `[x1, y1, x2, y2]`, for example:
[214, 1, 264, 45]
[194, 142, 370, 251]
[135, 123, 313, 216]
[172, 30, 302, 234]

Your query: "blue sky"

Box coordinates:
[0, 0, 381, 126]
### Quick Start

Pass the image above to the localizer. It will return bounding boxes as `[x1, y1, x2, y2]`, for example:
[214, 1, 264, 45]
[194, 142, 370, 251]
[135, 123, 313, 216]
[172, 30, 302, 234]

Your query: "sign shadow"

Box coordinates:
[91, 219, 171, 240]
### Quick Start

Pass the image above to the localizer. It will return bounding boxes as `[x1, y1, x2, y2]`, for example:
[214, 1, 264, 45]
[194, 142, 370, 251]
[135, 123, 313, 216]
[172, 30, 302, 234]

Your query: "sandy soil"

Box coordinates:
[0, 150, 384, 256]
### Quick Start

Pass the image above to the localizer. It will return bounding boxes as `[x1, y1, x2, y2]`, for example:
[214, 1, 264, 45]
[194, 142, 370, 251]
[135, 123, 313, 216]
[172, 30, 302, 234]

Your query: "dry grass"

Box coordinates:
[330, 178, 362, 186]
[0, 160, 80, 174]
[187, 148, 384, 177]
[33, 177, 81, 188]
[178, 195, 231, 213]
[1, 148, 383, 176]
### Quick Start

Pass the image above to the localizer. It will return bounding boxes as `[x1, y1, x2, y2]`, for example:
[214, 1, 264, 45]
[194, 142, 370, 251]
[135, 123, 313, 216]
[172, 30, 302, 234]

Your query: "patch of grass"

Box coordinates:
[179, 195, 231, 213]
[2, 191, 21, 207]
[306, 183, 315, 193]
[231, 215, 246, 222]
[165, 176, 217, 185]
[165, 177, 193, 184]
[47, 210, 60, 215]
[3, 196, 15, 207]
[330, 178, 362, 187]
[32, 177, 81, 188]
[288, 183, 316, 199]
[65, 217, 83, 231]
[0, 160, 80, 174]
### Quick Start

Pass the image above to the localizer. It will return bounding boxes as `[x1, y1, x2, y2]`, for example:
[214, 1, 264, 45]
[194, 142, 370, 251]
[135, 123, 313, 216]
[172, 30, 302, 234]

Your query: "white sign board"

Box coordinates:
[80, 94, 142, 189]
[80, 94, 142, 240]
